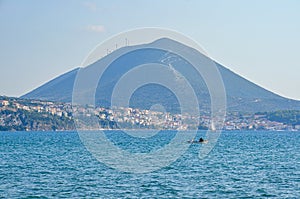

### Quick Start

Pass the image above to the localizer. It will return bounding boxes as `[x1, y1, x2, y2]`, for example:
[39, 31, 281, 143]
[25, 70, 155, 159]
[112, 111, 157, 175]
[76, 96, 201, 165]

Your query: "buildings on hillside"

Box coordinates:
[0, 97, 299, 131]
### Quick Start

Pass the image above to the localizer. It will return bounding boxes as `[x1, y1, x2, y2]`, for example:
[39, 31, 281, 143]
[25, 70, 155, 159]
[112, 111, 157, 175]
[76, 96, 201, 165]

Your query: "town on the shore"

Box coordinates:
[1, 96, 299, 131]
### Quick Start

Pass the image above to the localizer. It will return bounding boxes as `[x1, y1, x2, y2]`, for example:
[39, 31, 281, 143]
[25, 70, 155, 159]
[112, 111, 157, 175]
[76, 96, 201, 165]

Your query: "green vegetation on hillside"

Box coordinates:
[257, 110, 300, 126]
[0, 109, 74, 131]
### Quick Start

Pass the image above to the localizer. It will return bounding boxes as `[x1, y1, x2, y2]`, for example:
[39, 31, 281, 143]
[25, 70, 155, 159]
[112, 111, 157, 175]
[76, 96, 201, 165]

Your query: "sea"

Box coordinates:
[0, 130, 299, 198]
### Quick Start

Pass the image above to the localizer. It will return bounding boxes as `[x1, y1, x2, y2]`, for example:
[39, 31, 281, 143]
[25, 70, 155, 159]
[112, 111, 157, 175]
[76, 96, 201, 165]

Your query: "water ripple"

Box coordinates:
[0, 131, 299, 198]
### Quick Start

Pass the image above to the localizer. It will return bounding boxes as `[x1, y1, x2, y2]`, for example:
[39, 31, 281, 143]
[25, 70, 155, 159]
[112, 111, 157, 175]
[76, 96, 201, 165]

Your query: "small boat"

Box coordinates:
[199, 140, 208, 144]
[187, 138, 208, 144]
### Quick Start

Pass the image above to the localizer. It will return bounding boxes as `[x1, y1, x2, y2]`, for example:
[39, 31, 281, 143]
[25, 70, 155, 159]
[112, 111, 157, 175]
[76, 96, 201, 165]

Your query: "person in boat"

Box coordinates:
[199, 137, 209, 143]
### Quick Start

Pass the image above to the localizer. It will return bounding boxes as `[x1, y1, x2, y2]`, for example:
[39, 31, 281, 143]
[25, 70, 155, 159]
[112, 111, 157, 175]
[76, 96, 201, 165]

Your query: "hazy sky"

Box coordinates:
[0, 0, 299, 100]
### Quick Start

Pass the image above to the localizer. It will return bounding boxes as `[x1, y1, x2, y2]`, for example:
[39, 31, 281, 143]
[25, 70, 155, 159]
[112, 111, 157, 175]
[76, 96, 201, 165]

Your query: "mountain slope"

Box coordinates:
[22, 68, 79, 102]
[22, 38, 300, 113]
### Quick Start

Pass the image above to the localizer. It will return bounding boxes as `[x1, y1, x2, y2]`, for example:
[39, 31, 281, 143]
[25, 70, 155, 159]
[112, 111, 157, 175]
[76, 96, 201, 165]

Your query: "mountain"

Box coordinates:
[22, 38, 300, 113]
[22, 67, 79, 103]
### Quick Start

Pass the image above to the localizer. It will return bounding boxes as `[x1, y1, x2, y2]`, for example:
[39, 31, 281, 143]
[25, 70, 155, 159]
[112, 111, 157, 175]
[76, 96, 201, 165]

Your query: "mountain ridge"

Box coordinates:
[21, 38, 300, 113]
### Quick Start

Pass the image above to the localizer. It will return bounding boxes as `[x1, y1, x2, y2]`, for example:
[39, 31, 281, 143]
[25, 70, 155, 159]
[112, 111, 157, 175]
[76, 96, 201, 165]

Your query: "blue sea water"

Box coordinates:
[0, 131, 299, 198]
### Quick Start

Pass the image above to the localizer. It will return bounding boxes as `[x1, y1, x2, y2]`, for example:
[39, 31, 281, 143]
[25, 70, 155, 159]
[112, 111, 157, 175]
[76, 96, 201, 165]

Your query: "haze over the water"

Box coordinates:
[0, 0, 299, 100]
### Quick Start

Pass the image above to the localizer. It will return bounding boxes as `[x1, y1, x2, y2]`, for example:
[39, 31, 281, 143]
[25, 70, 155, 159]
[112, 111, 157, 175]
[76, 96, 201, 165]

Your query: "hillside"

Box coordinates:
[1, 96, 299, 131]
[0, 96, 74, 131]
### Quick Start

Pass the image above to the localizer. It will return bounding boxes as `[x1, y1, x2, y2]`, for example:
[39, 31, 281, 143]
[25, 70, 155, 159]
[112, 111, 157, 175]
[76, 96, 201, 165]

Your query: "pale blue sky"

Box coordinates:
[0, 0, 299, 100]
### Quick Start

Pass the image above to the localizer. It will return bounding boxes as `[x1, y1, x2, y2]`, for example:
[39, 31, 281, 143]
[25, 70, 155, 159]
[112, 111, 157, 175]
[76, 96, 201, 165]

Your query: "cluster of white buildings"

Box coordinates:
[0, 98, 72, 119]
[224, 113, 298, 131]
[1, 97, 299, 131]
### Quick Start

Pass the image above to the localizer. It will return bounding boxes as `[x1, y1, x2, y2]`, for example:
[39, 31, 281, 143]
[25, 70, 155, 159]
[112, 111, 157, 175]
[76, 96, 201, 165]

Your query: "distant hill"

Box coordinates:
[22, 38, 300, 113]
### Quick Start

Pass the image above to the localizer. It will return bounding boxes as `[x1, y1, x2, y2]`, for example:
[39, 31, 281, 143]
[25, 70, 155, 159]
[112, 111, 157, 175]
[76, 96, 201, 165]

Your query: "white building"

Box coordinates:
[1, 100, 9, 106]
